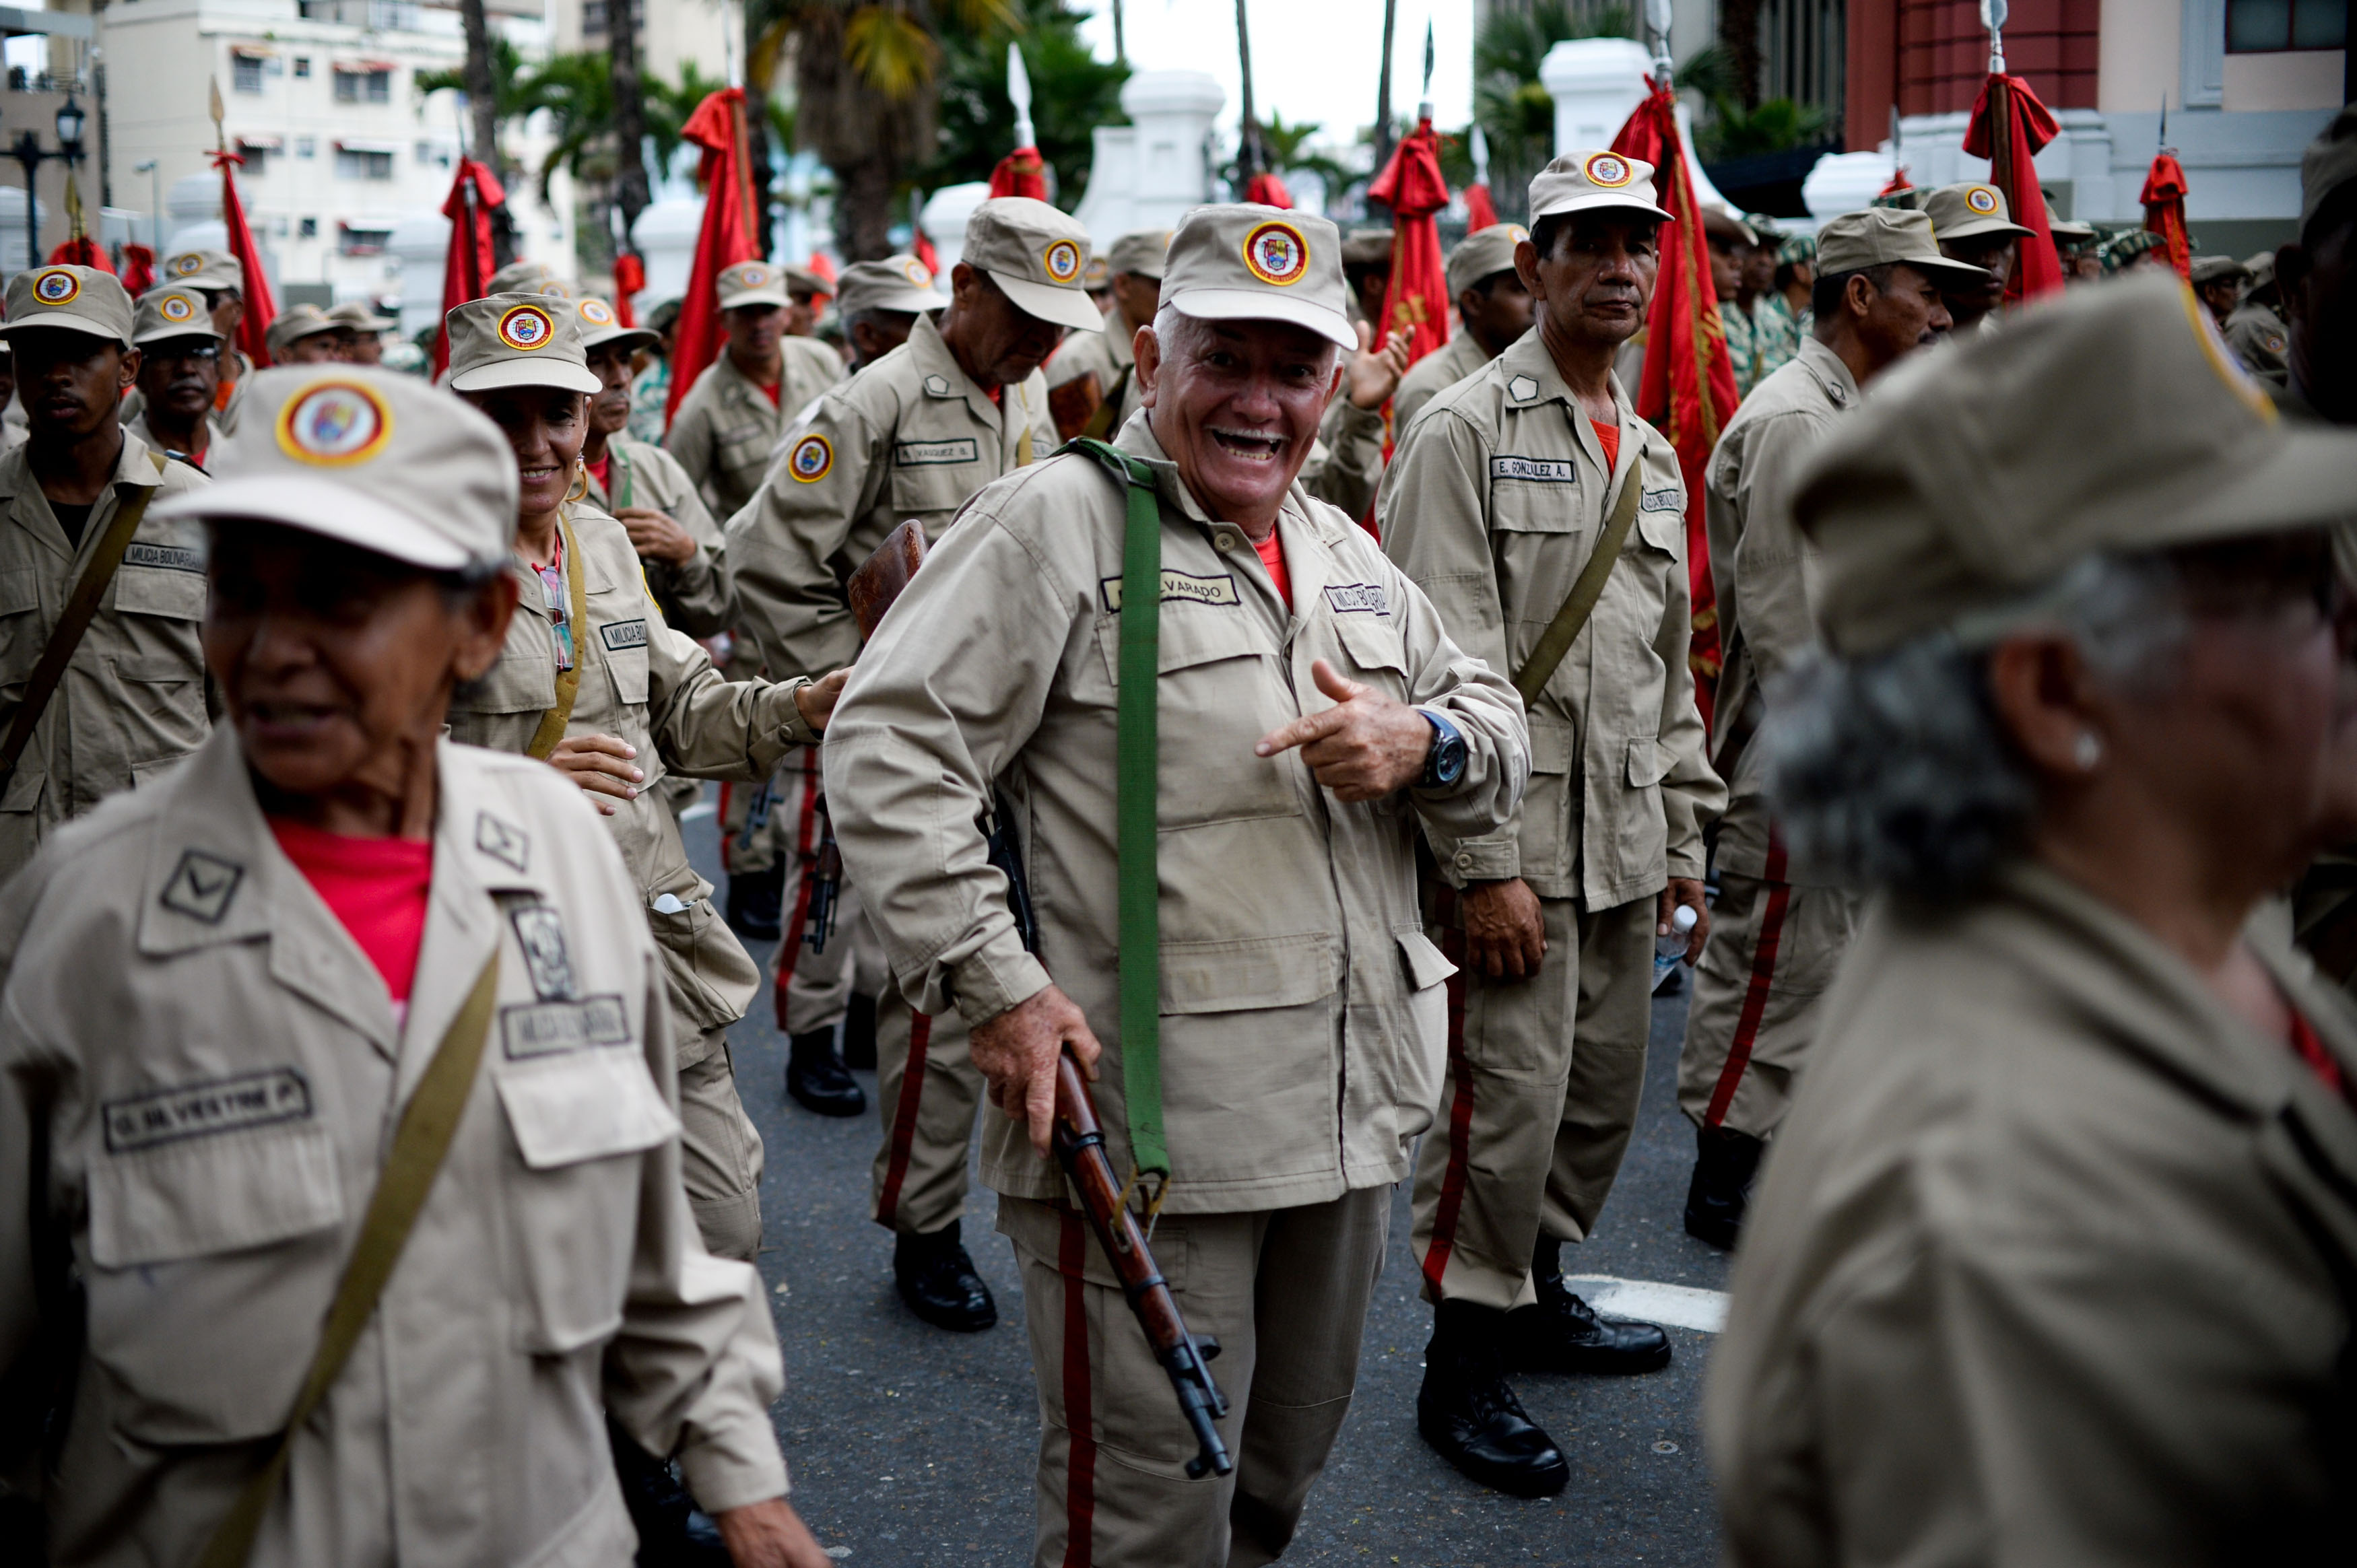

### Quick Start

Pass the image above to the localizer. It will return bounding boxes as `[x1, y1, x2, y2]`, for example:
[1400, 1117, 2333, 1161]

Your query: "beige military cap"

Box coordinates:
[444, 292, 601, 395]
[1160, 203, 1356, 350]
[1530, 151, 1675, 224]
[162, 247, 242, 292]
[715, 260, 793, 311]
[485, 259, 576, 300]
[329, 299, 397, 331]
[133, 285, 224, 345]
[1445, 222, 1527, 298]
[1814, 206, 1993, 289]
[780, 261, 832, 297]
[154, 366, 517, 572]
[0, 265, 134, 345]
[2300, 103, 2357, 239]
[1341, 228, 1393, 268]
[572, 294, 659, 355]
[2247, 250, 2277, 289]
[832, 256, 948, 317]
[1794, 272, 2357, 658]
[1082, 254, 1110, 291]
[264, 304, 340, 359]
[2189, 254, 2252, 287]
[962, 197, 1104, 332]
[2047, 217, 2098, 245]
[1924, 181, 2034, 242]
[1106, 228, 1171, 280]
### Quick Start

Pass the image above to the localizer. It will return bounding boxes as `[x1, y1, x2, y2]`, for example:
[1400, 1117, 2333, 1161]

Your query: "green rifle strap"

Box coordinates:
[1061, 437, 1169, 1183]
[196, 952, 502, 1568]
[1511, 462, 1644, 710]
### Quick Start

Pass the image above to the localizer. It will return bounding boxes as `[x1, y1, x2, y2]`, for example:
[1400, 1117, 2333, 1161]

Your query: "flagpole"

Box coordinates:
[1981, 0, 2012, 197]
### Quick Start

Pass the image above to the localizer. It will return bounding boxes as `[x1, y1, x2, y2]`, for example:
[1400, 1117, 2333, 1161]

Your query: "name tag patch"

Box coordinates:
[501, 995, 632, 1058]
[104, 1066, 311, 1153]
[1100, 570, 1242, 613]
[123, 543, 205, 574]
[1323, 582, 1388, 615]
[894, 438, 979, 467]
[1490, 456, 1576, 483]
[601, 619, 649, 652]
[1642, 487, 1683, 512]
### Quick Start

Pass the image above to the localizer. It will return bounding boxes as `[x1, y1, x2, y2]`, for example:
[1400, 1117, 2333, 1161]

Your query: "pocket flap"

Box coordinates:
[497, 1052, 679, 1171]
[113, 564, 208, 621]
[1636, 501, 1685, 555]
[1395, 928, 1457, 991]
[115, 654, 199, 684]
[1160, 932, 1341, 1014]
[0, 566, 38, 617]
[1626, 735, 1671, 787]
[1333, 611, 1409, 676]
[89, 1126, 343, 1268]
[1529, 718, 1576, 775]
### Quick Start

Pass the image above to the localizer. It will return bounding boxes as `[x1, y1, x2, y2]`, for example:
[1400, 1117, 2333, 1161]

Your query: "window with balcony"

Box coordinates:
[232, 55, 264, 94]
[333, 67, 392, 104]
[339, 224, 393, 257]
[2226, 0, 2348, 49]
[237, 139, 272, 175]
[335, 147, 394, 180]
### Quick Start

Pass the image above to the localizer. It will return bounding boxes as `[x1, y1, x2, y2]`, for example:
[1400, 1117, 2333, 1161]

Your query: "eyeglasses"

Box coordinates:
[154, 343, 221, 363]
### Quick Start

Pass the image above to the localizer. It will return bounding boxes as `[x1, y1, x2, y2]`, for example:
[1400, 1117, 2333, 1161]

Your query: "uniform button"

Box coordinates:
[1215, 533, 1237, 552]
[1455, 852, 1474, 871]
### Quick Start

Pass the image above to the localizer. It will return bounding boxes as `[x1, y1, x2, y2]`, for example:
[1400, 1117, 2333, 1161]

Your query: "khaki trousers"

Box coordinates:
[675, 1027, 765, 1261]
[1000, 1186, 1390, 1568]
[762, 752, 890, 1037]
[1676, 865, 1862, 1140]
[1410, 894, 1655, 1310]
[867, 994, 986, 1237]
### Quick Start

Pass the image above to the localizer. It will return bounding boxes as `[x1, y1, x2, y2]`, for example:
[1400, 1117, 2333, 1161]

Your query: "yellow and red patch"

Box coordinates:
[1242, 221, 1310, 287]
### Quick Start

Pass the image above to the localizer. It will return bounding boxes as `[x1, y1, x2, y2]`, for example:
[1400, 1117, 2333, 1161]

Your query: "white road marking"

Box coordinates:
[1566, 1274, 1730, 1334]
[680, 800, 717, 822]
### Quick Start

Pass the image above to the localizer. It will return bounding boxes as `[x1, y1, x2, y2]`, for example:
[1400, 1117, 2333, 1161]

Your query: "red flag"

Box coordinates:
[119, 243, 155, 296]
[1243, 171, 1294, 209]
[803, 250, 837, 289]
[1366, 114, 1452, 370]
[434, 159, 504, 376]
[2141, 154, 2193, 279]
[988, 147, 1049, 201]
[611, 251, 645, 329]
[1612, 76, 1737, 726]
[666, 87, 760, 427]
[913, 226, 941, 275]
[1463, 182, 1499, 232]
[1877, 167, 1915, 197]
[210, 150, 276, 368]
[1962, 73, 2065, 304]
[46, 236, 112, 273]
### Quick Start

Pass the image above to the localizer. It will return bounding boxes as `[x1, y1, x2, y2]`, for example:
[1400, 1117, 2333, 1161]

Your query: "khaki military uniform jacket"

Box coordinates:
[585, 436, 735, 636]
[726, 310, 1054, 681]
[1391, 330, 1493, 440]
[825, 413, 1529, 1215]
[130, 410, 211, 474]
[1708, 863, 2357, 1563]
[665, 337, 842, 522]
[1703, 339, 1856, 883]
[1300, 394, 1387, 522]
[0, 730, 787, 1567]
[1379, 332, 1722, 910]
[444, 504, 820, 1054]
[1046, 313, 1144, 432]
[2226, 300, 2290, 390]
[0, 431, 210, 885]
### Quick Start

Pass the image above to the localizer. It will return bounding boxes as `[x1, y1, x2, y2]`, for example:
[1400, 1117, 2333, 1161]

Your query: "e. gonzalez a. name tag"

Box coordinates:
[1490, 456, 1577, 483]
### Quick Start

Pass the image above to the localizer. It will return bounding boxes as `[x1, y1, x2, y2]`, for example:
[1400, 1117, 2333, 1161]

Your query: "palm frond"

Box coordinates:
[844, 7, 941, 100]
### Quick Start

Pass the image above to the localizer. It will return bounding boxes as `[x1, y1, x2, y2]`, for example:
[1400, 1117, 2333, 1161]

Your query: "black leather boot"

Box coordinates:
[893, 1221, 999, 1332]
[1416, 1299, 1570, 1497]
[786, 1028, 865, 1116]
[1508, 1238, 1672, 1375]
[609, 1420, 730, 1567]
[724, 863, 784, 941]
[842, 990, 878, 1071]
[1683, 1124, 1765, 1250]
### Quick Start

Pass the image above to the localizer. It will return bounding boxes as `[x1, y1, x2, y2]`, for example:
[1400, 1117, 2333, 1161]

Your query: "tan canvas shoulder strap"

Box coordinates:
[1512, 463, 1644, 710]
[195, 951, 502, 1568]
[0, 453, 168, 782]
[525, 510, 589, 761]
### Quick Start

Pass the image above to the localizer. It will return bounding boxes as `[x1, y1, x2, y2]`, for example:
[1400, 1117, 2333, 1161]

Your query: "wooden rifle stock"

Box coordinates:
[845, 516, 1233, 1480]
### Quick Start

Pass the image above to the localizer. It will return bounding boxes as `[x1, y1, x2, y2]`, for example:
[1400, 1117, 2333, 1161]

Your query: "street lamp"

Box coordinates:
[12, 91, 86, 276]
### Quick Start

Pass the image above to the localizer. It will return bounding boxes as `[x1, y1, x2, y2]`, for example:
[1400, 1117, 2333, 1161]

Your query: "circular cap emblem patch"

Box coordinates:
[32, 269, 79, 306]
[159, 294, 198, 325]
[168, 253, 203, 277]
[1966, 186, 1999, 215]
[578, 298, 615, 327]
[1043, 239, 1084, 284]
[1242, 221, 1310, 287]
[733, 265, 770, 289]
[276, 380, 394, 468]
[1584, 154, 1635, 189]
[901, 258, 932, 286]
[788, 434, 834, 484]
[498, 304, 554, 351]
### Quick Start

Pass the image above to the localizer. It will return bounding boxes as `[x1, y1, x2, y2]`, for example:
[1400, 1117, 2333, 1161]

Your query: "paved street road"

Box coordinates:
[687, 798, 1729, 1567]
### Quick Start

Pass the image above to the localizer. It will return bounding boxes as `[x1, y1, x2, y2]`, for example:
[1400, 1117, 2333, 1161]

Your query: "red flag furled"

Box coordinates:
[1366, 114, 1452, 371]
[1463, 182, 1500, 232]
[434, 158, 504, 376]
[1961, 73, 2065, 303]
[666, 87, 762, 427]
[1877, 167, 1915, 197]
[47, 236, 112, 273]
[1243, 171, 1294, 209]
[210, 150, 276, 368]
[2141, 153, 2193, 279]
[611, 251, 646, 328]
[1612, 76, 1737, 725]
[988, 146, 1049, 201]
[913, 224, 941, 275]
[118, 243, 155, 296]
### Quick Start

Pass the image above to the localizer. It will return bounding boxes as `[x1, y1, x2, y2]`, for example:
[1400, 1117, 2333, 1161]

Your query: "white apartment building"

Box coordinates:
[541, 0, 738, 96]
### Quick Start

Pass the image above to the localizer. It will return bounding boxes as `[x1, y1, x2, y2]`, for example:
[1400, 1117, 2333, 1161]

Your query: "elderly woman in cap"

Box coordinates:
[0, 365, 829, 1566]
[1708, 275, 2357, 1561]
[439, 292, 849, 1271]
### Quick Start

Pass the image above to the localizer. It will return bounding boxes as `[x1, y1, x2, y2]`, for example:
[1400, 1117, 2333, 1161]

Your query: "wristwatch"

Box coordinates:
[1418, 710, 1467, 790]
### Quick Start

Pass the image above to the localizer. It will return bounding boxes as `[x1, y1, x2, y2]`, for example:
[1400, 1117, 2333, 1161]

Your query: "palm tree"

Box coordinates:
[927, 0, 1127, 205]
[1471, 0, 1635, 220]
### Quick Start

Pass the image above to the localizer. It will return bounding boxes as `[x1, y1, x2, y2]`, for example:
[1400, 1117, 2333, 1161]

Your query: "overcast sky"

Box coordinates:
[1072, 0, 1478, 158]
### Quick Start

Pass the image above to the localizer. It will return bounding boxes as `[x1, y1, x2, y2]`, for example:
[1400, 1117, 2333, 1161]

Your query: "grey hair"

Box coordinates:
[1148, 304, 1343, 379]
[1762, 553, 2188, 899]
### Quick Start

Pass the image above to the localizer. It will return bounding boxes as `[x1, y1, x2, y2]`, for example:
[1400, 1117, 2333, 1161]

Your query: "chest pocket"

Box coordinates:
[583, 536, 652, 712]
[468, 609, 560, 717]
[888, 446, 987, 522]
[1634, 491, 1685, 557]
[1328, 611, 1411, 700]
[0, 566, 41, 680]
[716, 421, 774, 479]
[112, 562, 207, 621]
[1100, 603, 1298, 831]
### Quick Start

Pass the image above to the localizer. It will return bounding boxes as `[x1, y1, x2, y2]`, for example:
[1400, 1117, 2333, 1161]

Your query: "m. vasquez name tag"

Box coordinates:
[104, 1066, 312, 1153]
[501, 995, 632, 1058]
[895, 438, 979, 467]
[1100, 570, 1242, 612]
[1491, 456, 1576, 483]
[601, 619, 649, 652]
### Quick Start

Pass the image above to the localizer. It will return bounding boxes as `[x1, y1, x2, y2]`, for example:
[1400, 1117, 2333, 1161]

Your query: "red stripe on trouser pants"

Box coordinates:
[1418, 924, 1476, 1296]
[771, 753, 824, 1028]
[1059, 1209, 1098, 1567]
[717, 782, 735, 873]
[1706, 841, 1791, 1128]
[873, 1013, 932, 1230]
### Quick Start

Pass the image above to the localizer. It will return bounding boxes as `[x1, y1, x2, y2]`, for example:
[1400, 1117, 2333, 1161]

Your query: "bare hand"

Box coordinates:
[715, 1498, 834, 1568]
[1346, 324, 1414, 410]
[546, 733, 642, 815]
[1659, 878, 1709, 963]
[1463, 877, 1548, 980]
[616, 506, 700, 566]
[970, 982, 1102, 1157]
[794, 668, 851, 733]
[1255, 658, 1432, 802]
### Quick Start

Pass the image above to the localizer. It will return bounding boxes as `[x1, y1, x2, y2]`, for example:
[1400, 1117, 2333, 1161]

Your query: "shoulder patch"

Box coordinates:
[600, 618, 649, 652]
[160, 848, 242, 924]
[1323, 582, 1388, 615]
[104, 1066, 311, 1153]
[787, 433, 833, 483]
[1507, 374, 1541, 402]
[474, 811, 530, 873]
[510, 906, 579, 1000]
[1100, 570, 1242, 613]
[923, 374, 953, 397]
[894, 437, 980, 467]
[1490, 456, 1577, 483]
[123, 542, 205, 574]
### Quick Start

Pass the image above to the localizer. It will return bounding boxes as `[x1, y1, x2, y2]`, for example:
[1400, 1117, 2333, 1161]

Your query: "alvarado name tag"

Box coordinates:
[1100, 570, 1242, 613]
[1490, 456, 1576, 483]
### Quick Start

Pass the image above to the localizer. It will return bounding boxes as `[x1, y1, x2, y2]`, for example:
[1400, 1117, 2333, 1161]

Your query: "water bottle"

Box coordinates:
[1652, 902, 1699, 995]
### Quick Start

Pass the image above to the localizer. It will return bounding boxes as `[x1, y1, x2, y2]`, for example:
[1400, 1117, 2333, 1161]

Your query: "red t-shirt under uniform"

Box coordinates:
[1591, 419, 1621, 473]
[1255, 529, 1292, 610]
[271, 819, 434, 1021]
